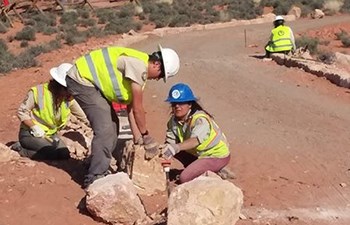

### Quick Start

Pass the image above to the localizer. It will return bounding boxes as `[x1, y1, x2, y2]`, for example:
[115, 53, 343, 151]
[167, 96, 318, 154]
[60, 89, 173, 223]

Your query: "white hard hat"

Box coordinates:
[49, 63, 73, 87]
[274, 15, 284, 21]
[158, 44, 180, 82]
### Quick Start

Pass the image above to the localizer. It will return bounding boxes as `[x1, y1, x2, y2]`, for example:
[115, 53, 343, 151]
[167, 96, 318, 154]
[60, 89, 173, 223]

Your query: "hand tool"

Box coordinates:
[161, 159, 171, 197]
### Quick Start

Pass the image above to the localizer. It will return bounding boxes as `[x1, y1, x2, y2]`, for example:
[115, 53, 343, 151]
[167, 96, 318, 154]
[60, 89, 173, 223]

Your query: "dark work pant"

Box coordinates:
[265, 49, 291, 58]
[66, 76, 119, 178]
[18, 128, 70, 160]
[175, 151, 231, 183]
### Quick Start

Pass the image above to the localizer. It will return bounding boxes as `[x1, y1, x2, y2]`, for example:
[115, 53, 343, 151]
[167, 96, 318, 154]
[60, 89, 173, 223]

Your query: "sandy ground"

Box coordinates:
[0, 12, 350, 225]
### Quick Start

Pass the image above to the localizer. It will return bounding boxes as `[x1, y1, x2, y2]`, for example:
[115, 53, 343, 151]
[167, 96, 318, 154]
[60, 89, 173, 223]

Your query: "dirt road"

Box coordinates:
[0, 15, 350, 225]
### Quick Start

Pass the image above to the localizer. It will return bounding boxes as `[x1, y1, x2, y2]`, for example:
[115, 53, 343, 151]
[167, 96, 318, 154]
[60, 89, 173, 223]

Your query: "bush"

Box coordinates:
[0, 39, 8, 51]
[340, 35, 350, 47]
[0, 39, 15, 73]
[341, 0, 350, 13]
[45, 40, 61, 51]
[78, 18, 96, 27]
[15, 26, 36, 41]
[104, 17, 140, 34]
[95, 8, 117, 24]
[227, 0, 262, 20]
[60, 11, 79, 25]
[61, 26, 87, 45]
[296, 36, 319, 54]
[77, 8, 90, 19]
[0, 22, 7, 33]
[335, 30, 348, 40]
[317, 51, 335, 64]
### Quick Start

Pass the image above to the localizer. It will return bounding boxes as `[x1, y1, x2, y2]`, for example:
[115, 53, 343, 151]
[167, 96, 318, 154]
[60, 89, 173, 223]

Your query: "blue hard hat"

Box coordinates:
[166, 83, 198, 103]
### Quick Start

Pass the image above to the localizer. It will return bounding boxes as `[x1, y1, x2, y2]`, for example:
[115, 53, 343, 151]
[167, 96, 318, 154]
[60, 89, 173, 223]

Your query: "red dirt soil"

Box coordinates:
[1, 10, 350, 225]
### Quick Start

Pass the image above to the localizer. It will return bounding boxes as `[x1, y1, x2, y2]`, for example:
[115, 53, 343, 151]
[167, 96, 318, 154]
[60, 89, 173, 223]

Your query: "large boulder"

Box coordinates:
[0, 143, 20, 163]
[122, 141, 167, 196]
[288, 6, 301, 19]
[86, 173, 147, 225]
[311, 9, 325, 19]
[167, 173, 243, 225]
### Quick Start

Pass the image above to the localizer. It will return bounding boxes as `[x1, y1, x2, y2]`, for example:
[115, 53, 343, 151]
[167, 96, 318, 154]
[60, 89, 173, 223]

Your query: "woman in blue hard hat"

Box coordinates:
[160, 83, 232, 183]
[12, 63, 88, 160]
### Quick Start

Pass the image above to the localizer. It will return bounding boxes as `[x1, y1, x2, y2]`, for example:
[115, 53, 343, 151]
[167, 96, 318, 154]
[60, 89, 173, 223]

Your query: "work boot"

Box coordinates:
[217, 167, 236, 180]
[10, 142, 35, 158]
[10, 141, 22, 152]
[83, 171, 110, 190]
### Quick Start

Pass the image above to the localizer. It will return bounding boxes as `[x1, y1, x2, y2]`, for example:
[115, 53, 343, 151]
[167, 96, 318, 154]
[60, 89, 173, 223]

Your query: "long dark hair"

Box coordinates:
[48, 79, 67, 111]
[189, 101, 213, 119]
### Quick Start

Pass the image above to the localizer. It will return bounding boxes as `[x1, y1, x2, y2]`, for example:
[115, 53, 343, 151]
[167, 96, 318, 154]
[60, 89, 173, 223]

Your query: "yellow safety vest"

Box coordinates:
[75, 47, 149, 104]
[170, 111, 230, 158]
[31, 83, 71, 136]
[265, 25, 293, 52]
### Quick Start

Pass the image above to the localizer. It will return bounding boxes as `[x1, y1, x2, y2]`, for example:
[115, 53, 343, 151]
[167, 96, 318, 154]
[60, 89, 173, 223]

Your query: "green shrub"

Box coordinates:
[227, 0, 261, 20]
[296, 36, 319, 54]
[335, 30, 348, 40]
[341, 0, 350, 13]
[340, 35, 350, 47]
[0, 39, 8, 51]
[13, 51, 39, 69]
[0, 22, 7, 33]
[96, 8, 117, 24]
[62, 26, 87, 45]
[78, 18, 96, 27]
[104, 17, 140, 34]
[77, 8, 90, 19]
[15, 26, 36, 41]
[60, 11, 79, 25]
[148, 3, 174, 28]
[317, 51, 335, 64]
[169, 14, 191, 27]
[118, 4, 136, 18]
[45, 40, 62, 51]
[86, 26, 105, 38]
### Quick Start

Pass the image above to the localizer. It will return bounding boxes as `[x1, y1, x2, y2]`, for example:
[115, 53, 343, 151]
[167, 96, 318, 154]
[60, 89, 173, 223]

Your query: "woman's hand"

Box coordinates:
[161, 143, 180, 160]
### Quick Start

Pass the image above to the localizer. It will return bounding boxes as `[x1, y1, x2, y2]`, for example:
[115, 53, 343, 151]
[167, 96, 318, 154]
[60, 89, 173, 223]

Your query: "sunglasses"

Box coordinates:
[171, 102, 191, 107]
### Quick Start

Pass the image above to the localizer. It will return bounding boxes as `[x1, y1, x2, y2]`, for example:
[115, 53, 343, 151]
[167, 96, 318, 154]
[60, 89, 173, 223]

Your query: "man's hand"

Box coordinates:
[160, 143, 180, 160]
[143, 135, 160, 160]
[30, 125, 45, 138]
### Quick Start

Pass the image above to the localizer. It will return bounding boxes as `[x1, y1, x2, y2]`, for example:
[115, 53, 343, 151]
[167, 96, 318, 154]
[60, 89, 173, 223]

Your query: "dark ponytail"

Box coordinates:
[189, 101, 213, 118]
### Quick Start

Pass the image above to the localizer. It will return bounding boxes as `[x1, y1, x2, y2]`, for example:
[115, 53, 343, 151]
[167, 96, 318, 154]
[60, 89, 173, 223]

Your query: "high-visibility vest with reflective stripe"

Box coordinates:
[171, 111, 230, 158]
[75, 47, 149, 104]
[265, 25, 293, 52]
[31, 83, 71, 136]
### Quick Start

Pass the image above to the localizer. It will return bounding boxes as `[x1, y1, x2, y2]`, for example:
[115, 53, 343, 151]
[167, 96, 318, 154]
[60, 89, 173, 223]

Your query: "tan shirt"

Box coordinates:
[165, 115, 210, 144]
[17, 90, 88, 125]
[68, 56, 147, 87]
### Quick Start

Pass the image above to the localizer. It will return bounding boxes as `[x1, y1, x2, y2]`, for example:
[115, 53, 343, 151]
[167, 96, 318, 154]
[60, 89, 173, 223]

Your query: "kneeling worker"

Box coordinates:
[265, 15, 296, 58]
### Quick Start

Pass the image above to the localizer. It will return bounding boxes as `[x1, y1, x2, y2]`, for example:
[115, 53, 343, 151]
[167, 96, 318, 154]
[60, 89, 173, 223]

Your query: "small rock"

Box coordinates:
[340, 183, 347, 187]
[239, 213, 247, 220]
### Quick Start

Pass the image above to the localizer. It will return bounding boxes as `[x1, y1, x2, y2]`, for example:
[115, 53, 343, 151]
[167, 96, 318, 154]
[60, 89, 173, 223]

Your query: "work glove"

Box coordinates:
[160, 143, 180, 160]
[143, 135, 160, 160]
[30, 125, 45, 138]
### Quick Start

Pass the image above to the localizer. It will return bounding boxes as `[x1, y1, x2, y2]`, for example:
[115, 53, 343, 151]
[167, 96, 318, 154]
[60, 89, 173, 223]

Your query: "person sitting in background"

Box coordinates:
[12, 63, 88, 160]
[265, 15, 296, 58]
[159, 83, 233, 183]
